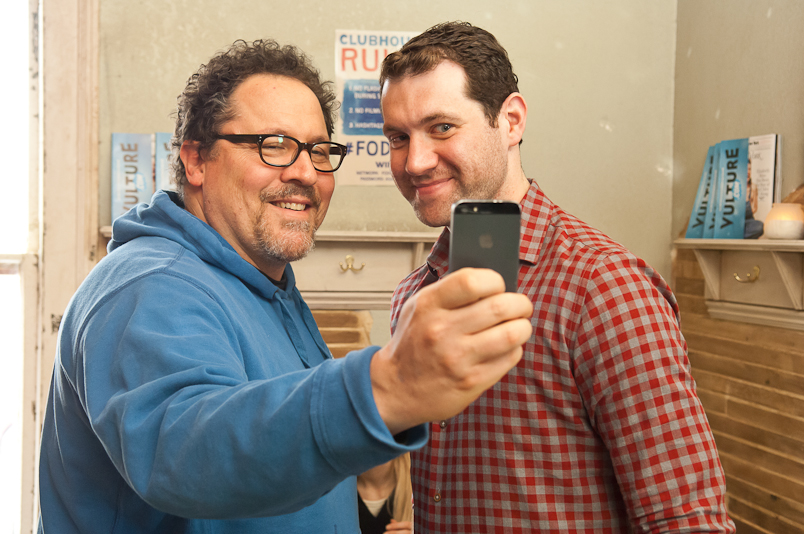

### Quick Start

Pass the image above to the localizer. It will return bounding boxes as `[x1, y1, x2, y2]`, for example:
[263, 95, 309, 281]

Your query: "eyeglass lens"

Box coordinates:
[261, 135, 344, 171]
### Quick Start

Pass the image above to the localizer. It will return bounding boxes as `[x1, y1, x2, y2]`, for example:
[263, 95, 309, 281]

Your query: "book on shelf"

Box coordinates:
[154, 132, 175, 192]
[687, 133, 780, 240]
[713, 138, 749, 239]
[747, 134, 780, 225]
[685, 145, 716, 238]
[702, 144, 721, 238]
[111, 133, 154, 221]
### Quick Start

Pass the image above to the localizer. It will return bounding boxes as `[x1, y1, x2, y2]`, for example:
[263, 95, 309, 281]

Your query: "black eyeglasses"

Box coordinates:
[214, 134, 348, 173]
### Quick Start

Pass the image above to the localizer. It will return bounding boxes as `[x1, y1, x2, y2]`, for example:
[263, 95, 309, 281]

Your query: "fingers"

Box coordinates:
[391, 290, 531, 374]
[401, 268, 531, 339]
[425, 267, 507, 310]
[465, 316, 533, 361]
[455, 318, 530, 386]
[421, 299, 531, 384]
[446, 290, 533, 336]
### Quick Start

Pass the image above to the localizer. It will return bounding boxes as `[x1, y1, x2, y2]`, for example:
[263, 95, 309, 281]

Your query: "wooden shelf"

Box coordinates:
[675, 238, 804, 253]
[675, 238, 804, 330]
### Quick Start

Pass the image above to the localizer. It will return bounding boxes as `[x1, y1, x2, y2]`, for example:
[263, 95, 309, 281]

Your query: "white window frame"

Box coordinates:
[20, 0, 100, 531]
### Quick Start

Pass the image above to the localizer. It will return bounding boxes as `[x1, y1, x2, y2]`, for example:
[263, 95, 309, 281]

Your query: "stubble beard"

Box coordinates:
[409, 135, 510, 228]
[255, 218, 316, 264]
[253, 185, 320, 264]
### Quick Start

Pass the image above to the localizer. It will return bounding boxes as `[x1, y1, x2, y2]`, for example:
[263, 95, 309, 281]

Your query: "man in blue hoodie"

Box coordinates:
[37, 39, 533, 532]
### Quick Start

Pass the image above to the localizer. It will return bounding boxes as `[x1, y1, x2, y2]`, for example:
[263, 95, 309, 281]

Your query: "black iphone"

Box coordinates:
[448, 200, 521, 293]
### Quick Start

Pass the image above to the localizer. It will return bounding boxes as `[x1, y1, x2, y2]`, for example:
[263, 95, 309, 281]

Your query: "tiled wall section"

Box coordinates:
[674, 248, 804, 534]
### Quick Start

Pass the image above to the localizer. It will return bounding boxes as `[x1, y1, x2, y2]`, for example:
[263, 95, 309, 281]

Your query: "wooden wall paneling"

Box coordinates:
[720, 451, 804, 508]
[727, 496, 803, 534]
[726, 399, 804, 443]
[726, 475, 804, 527]
[689, 351, 804, 397]
[695, 370, 804, 419]
[707, 413, 804, 460]
[696, 388, 727, 414]
[684, 332, 804, 374]
[674, 246, 804, 532]
[728, 518, 767, 534]
[715, 434, 804, 483]
[683, 309, 804, 353]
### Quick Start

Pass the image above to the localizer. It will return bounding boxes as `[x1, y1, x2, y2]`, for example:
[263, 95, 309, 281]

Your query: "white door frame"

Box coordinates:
[21, 0, 100, 531]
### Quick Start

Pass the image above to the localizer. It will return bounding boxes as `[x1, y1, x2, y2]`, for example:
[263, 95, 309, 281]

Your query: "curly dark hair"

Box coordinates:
[379, 22, 518, 127]
[171, 39, 338, 195]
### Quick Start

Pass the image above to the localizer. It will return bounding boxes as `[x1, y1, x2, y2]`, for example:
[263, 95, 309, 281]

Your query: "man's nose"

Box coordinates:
[282, 149, 319, 186]
[404, 136, 438, 176]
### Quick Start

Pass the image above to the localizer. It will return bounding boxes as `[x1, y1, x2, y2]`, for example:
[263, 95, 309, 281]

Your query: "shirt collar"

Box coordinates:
[424, 180, 552, 274]
[518, 180, 553, 265]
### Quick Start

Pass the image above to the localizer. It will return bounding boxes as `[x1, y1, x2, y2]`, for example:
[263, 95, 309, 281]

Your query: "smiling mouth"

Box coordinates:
[413, 178, 452, 195]
[273, 202, 307, 211]
[261, 184, 319, 213]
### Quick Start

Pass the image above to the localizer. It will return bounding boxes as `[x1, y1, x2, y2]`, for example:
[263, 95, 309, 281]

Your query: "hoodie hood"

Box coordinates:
[108, 190, 295, 299]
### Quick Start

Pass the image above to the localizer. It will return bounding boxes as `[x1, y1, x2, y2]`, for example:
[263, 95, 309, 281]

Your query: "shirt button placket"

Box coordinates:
[432, 420, 446, 513]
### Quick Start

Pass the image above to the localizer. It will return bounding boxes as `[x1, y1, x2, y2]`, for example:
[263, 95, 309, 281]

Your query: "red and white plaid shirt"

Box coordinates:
[391, 182, 734, 533]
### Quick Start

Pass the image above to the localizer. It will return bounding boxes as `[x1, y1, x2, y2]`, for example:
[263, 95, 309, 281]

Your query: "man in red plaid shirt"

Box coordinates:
[380, 21, 735, 533]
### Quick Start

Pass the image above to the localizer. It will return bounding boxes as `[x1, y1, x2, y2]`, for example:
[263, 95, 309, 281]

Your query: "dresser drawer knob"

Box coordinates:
[733, 265, 760, 283]
[339, 254, 365, 273]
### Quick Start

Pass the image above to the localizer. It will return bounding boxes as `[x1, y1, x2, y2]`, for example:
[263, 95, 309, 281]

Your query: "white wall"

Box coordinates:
[673, 0, 804, 238]
[99, 0, 677, 277]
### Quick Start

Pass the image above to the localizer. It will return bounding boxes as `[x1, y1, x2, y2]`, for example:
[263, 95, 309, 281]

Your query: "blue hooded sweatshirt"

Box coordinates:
[38, 191, 426, 533]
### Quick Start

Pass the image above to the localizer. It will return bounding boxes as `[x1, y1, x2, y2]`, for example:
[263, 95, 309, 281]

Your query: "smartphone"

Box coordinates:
[448, 200, 521, 293]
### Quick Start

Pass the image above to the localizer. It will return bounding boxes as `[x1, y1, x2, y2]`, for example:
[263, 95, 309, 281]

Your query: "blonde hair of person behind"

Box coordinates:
[392, 453, 413, 522]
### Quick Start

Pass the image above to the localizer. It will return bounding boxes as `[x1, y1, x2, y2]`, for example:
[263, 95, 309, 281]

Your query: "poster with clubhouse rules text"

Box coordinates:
[335, 29, 418, 186]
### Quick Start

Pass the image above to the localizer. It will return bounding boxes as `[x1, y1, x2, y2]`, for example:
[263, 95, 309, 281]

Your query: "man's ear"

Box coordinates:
[180, 141, 206, 187]
[498, 93, 527, 147]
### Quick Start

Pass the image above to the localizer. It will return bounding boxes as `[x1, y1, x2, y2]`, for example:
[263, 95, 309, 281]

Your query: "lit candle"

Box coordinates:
[764, 203, 804, 239]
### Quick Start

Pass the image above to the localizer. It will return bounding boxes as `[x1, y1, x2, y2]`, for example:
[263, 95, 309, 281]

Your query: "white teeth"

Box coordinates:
[276, 202, 305, 211]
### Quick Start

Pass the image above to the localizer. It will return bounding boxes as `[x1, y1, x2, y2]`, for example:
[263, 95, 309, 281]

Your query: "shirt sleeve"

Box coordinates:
[572, 253, 735, 533]
[72, 272, 426, 519]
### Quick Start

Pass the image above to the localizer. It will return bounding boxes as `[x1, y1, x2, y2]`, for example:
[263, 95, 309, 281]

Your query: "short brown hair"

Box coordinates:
[379, 21, 519, 127]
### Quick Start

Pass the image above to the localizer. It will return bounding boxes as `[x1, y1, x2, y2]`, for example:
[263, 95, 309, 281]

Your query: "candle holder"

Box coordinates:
[764, 203, 804, 239]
